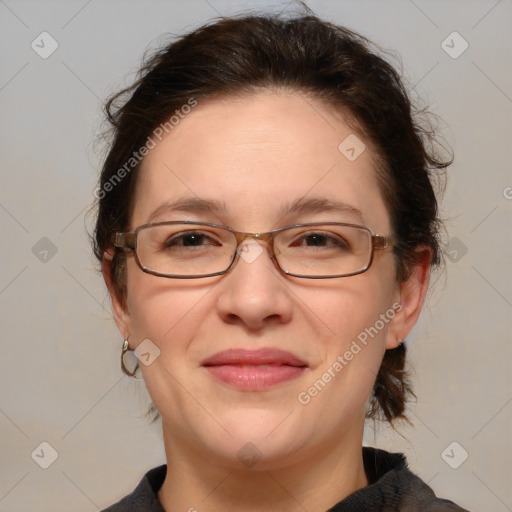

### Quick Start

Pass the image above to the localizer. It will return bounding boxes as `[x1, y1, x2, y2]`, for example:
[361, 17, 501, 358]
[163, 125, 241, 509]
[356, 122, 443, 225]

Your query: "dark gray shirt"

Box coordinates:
[102, 447, 470, 511]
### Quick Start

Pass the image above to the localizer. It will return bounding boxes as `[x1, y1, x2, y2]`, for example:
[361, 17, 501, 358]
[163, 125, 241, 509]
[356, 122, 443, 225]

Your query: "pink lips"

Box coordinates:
[201, 348, 308, 390]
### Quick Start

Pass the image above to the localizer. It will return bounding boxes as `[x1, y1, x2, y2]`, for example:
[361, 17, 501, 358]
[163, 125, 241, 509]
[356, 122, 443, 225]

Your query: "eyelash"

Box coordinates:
[163, 230, 350, 249]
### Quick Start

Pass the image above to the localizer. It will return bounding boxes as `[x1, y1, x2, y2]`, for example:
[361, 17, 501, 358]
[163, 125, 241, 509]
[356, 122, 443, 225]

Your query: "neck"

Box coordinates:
[157, 422, 369, 512]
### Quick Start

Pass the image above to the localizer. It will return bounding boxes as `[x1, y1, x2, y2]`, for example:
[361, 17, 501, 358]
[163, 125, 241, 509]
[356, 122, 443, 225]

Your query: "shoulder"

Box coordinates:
[393, 462, 470, 511]
[369, 447, 470, 511]
[101, 464, 167, 512]
[329, 447, 471, 511]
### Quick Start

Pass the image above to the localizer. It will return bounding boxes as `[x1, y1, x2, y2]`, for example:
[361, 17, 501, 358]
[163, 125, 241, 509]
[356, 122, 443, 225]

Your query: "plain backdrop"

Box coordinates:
[0, 1, 511, 511]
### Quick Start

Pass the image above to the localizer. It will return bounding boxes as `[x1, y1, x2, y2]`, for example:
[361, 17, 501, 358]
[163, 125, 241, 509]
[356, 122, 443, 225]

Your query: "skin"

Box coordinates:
[103, 90, 431, 512]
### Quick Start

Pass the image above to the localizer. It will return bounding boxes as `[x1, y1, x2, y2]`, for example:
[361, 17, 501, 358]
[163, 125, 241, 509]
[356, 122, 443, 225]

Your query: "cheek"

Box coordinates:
[310, 269, 396, 343]
[305, 272, 397, 390]
[127, 290, 204, 349]
[124, 269, 214, 413]
[124, 259, 201, 344]
[124, 262, 232, 378]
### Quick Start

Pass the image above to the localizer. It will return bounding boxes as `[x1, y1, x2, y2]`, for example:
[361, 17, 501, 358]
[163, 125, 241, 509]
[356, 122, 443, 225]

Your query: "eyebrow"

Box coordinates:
[146, 197, 226, 223]
[279, 197, 363, 221]
[146, 196, 364, 224]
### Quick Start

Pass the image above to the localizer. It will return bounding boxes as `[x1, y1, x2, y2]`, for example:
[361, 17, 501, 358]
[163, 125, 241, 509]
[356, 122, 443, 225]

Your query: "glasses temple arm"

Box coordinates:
[372, 235, 394, 249]
[112, 232, 136, 251]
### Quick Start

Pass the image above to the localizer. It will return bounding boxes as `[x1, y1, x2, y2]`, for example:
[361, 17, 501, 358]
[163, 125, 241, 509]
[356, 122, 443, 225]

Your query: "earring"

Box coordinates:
[397, 338, 405, 348]
[121, 338, 139, 377]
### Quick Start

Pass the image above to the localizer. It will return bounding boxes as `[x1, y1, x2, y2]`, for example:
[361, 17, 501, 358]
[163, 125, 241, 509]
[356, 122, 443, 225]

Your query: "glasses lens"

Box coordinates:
[136, 223, 236, 276]
[134, 222, 372, 278]
[275, 224, 372, 277]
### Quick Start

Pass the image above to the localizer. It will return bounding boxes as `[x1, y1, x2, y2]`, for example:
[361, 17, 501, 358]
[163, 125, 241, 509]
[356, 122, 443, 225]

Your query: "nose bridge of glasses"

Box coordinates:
[232, 230, 278, 264]
[233, 230, 274, 245]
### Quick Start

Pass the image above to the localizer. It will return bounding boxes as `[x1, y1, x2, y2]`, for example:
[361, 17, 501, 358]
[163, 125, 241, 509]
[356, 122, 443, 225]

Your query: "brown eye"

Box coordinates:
[291, 231, 351, 250]
[164, 231, 222, 249]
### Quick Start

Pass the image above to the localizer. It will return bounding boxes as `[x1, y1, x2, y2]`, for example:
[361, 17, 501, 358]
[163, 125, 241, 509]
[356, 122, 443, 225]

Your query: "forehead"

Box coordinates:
[133, 90, 390, 232]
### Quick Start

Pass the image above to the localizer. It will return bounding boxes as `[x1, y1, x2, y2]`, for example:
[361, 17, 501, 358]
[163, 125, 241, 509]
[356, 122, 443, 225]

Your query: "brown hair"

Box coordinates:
[92, 6, 451, 424]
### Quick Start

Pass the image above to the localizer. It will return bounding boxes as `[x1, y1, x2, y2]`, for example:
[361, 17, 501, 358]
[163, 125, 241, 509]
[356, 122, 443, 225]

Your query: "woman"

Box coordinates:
[93, 7, 469, 512]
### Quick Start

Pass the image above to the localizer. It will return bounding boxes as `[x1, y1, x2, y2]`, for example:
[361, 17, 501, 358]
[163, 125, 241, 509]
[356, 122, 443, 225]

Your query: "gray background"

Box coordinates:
[0, 0, 511, 510]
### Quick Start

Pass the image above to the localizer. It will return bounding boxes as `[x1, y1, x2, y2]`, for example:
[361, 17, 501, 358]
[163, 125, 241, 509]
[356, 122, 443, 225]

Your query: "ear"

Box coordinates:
[102, 249, 132, 341]
[386, 246, 432, 349]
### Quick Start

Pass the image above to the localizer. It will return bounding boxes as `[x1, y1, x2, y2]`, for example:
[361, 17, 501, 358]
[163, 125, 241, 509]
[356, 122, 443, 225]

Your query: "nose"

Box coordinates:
[215, 238, 294, 331]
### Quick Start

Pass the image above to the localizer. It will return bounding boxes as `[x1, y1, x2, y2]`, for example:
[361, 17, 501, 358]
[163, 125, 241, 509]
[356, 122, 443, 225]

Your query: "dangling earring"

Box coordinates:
[121, 338, 139, 377]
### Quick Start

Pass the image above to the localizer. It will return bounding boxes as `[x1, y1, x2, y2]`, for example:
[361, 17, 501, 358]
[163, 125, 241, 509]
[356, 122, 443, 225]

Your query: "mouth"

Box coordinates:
[201, 348, 308, 390]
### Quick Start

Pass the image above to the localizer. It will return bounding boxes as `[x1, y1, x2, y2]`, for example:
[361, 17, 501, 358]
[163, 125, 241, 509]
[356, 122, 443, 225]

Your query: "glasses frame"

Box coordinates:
[112, 220, 394, 279]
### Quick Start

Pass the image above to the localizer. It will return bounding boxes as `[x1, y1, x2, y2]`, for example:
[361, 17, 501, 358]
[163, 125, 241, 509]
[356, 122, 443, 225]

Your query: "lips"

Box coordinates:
[201, 348, 308, 390]
[202, 348, 307, 367]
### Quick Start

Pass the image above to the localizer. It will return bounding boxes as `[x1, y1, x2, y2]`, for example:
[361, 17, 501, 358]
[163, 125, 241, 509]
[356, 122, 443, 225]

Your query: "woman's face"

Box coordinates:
[109, 90, 417, 469]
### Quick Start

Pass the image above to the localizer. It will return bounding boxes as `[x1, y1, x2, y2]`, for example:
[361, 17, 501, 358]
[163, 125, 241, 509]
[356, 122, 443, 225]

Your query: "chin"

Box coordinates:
[217, 410, 310, 456]
[204, 431, 308, 472]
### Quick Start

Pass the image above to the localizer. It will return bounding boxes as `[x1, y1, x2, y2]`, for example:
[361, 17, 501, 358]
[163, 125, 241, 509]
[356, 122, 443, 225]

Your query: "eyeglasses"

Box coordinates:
[112, 221, 394, 279]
